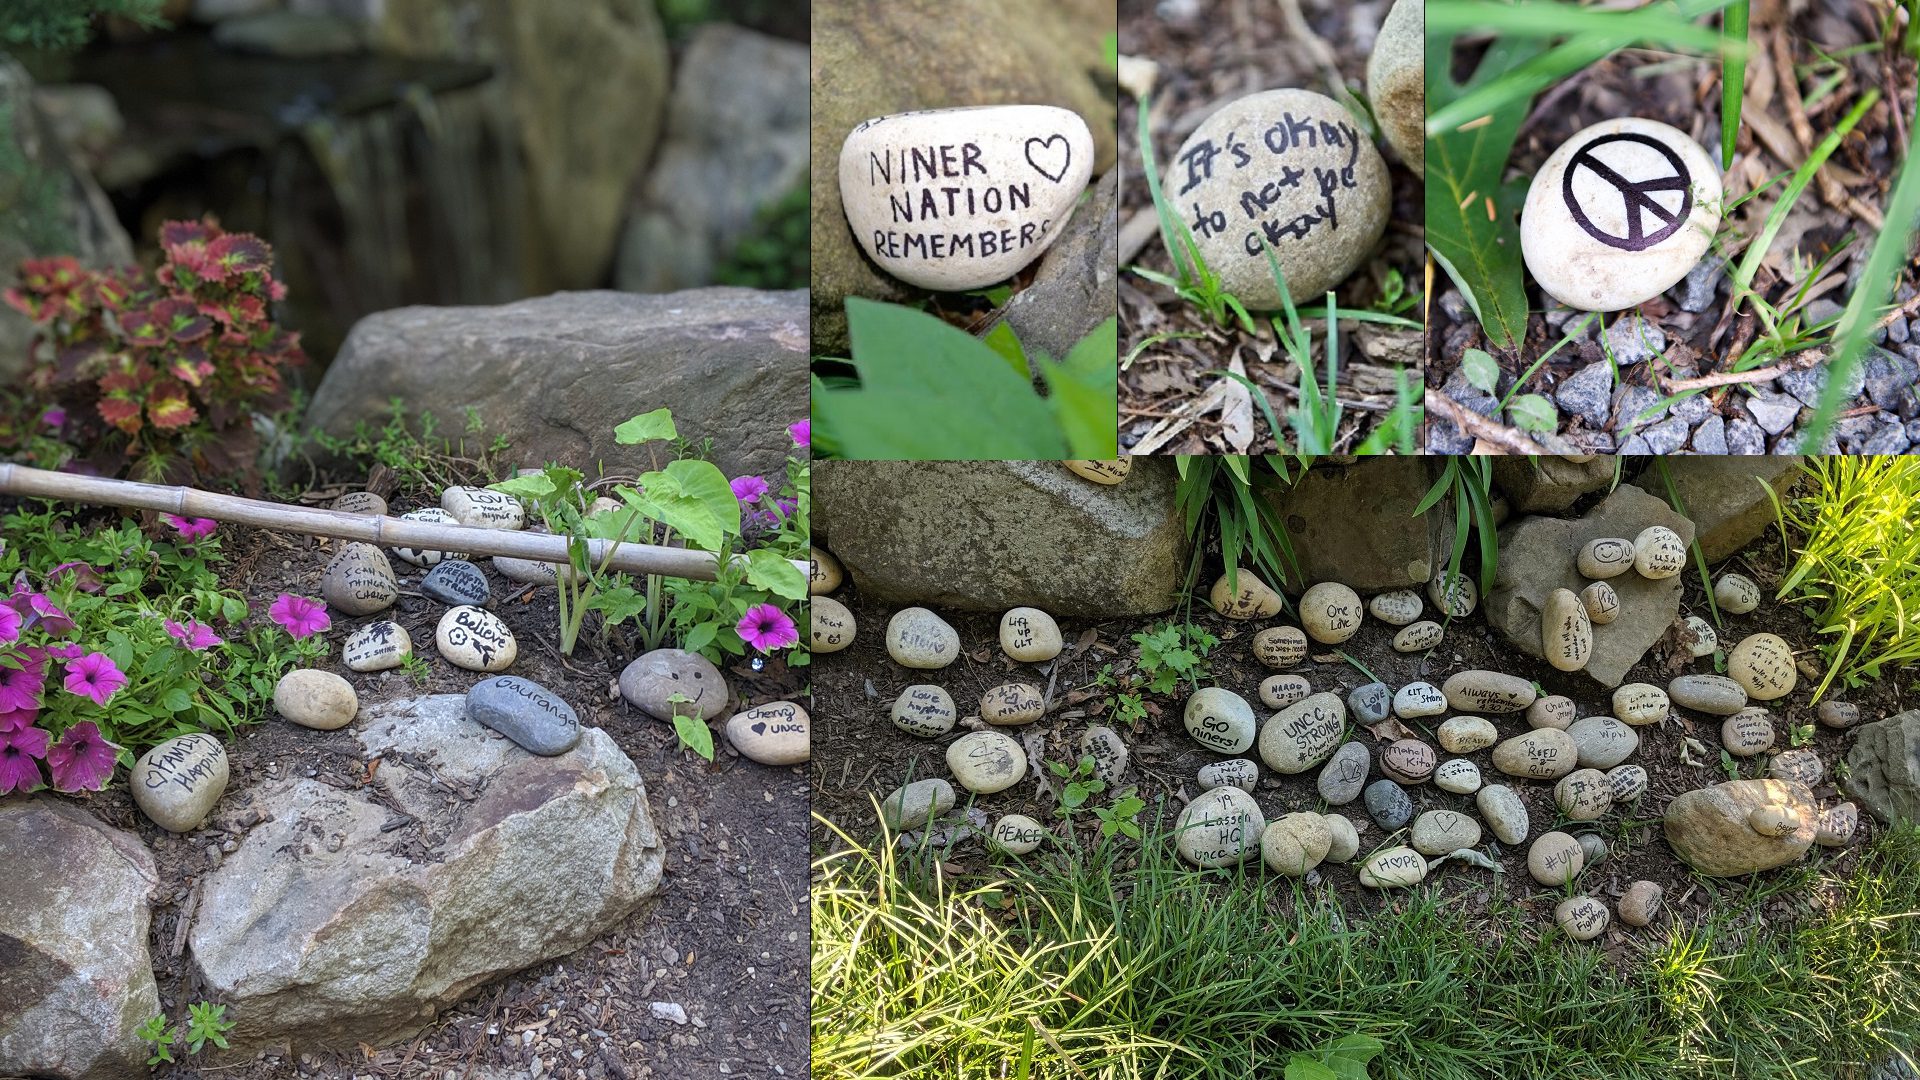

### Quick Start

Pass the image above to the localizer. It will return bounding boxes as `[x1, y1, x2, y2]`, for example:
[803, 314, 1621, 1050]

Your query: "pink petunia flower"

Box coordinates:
[0, 653, 44, 713]
[0, 725, 47, 794]
[164, 618, 224, 651]
[788, 419, 809, 448]
[0, 707, 35, 733]
[40, 642, 84, 661]
[40, 406, 65, 429]
[737, 604, 798, 653]
[269, 593, 330, 639]
[162, 514, 218, 542]
[45, 562, 102, 593]
[0, 605, 18, 645]
[46, 720, 118, 792]
[62, 652, 127, 707]
[730, 475, 770, 504]
[7, 585, 74, 637]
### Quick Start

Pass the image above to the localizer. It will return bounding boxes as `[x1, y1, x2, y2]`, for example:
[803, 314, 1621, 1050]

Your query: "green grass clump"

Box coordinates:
[1768, 455, 1920, 698]
[813, 807, 1920, 1080]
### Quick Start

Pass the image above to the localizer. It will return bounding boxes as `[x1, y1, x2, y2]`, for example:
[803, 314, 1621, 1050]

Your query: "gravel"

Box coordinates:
[1555, 361, 1614, 429]
[1613, 386, 1666, 430]
[1727, 417, 1767, 454]
[1640, 416, 1690, 455]
[1676, 254, 1725, 312]
[1603, 314, 1667, 365]
[1691, 414, 1728, 454]
[1745, 389, 1804, 435]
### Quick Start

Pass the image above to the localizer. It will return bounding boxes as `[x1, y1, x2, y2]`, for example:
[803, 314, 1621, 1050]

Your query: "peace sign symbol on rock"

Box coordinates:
[1562, 132, 1694, 252]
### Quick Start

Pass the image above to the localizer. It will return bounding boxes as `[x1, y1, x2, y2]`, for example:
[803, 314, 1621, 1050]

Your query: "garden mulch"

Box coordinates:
[43, 490, 807, 1080]
[1426, 4, 1920, 455]
[1117, 0, 1424, 454]
[810, 498, 1912, 962]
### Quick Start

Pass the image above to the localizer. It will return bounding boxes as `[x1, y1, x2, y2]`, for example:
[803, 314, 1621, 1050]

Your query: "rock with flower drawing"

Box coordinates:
[810, 546, 844, 594]
[812, 595, 856, 652]
[343, 620, 412, 673]
[391, 508, 458, 567]
[275, 669, 359, 731]
[421, 560, 491, 608]
[132, 732, 229, 832]
[725, 701, 810, 766]
[441, 486, 525, 530]
[618, 648, 729, 721]
[435, 606, 518, 674]
[319, 542, 398, 616]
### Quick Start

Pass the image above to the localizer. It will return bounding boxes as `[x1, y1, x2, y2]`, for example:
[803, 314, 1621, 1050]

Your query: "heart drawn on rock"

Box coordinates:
[751, 721, 768, 735]
[1025, 134, 1071, 183]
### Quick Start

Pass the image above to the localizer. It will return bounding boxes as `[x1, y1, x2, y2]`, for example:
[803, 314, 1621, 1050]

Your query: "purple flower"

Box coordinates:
[730, 476, 770, 504]
[45, 561, 102, 593]
[0, 707, 35, 733]
[46, 720, 117, 792]
[164, 618, 224, 651]
[162, 514, 218, 542]
[41, 642, 84, 661]
[0, 725, 47, 794]
[6, 585, 74, 637]
[0, 605, 18, 645]
[788, 419, 810, 448]
[63, 652, 127, 706]
[40, 406, 65, 429]
[0, 654, 44, 713]
[269, 593, 330, 639]
[737, 604, 798, 653]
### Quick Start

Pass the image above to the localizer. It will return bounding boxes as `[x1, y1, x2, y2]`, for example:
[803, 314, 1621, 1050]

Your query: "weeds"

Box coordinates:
[1171, 456, 1306, 602]
[1416, 458, 1499, 597]
[1130, 620, 1220, 695]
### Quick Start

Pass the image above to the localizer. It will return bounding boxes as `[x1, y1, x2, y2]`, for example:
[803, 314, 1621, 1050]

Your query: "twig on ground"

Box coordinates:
[1424, 390, 1550, 454]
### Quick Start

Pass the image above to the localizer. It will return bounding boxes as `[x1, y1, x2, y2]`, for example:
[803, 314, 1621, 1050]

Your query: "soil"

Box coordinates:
[1117, 0, 1425, 454]
[1425, 4, 1920, 455]
[32, 486, 808, 1080]
[809, 496, 1914, 959]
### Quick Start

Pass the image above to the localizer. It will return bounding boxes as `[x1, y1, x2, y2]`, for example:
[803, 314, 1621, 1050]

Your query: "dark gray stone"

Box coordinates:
[1437, 290, 1469, 322]
[1317, 741, 1371, 805]
[1862, 422, 1911, 455]
[1614, 386, 1666, 431]
[1691, 415, 1727, 454]
[993, 167, 1117, 361]
[1364, 779, 1413, 830]
[1443, 365, 1498, 417]
[1555, 361, 1613, 430]
[1660, 457, 1801, 561]
[466, 676, 582, 756]
[421, 559, 491, 607]
[1618, 434, 1652, 454]
[1865, 349, 1920, 417]
[1348, 682, 1391, 725]
[1265, 458, 1449, 592]
[1426, 419, 1474, 455]
[1677, 254, 1724, 312]
[1844, 711, 1920, 826]
[1669, 393, 1712, 426]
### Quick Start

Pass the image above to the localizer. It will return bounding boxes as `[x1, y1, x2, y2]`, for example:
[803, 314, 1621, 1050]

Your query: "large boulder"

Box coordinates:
[815, 459, 1189, 617]
[0, 58, 136, 383]
[1485, 484, 1694, 687]
[190, 696, 664, 1050]
[1490, 456, 1616, 513]
[1660, 456, 1801, 562]
[1267, 457, 1448, 593]
[0, 799, 159, 1080]
[1664, 778, 1818, 876]
[304, 288, 807, 482]
[809, 0, 1118, 353]
[1845, 710, 1920, 826]
[616, 24, 809, 294]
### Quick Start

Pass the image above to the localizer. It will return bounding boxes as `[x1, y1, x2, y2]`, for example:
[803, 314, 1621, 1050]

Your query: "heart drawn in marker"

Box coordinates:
[1025, 134, 1071, 183]
[751, 721, 768, 735]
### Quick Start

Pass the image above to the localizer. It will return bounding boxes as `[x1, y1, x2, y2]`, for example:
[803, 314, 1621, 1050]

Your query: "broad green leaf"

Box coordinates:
[161, 687, 193, 714]
[1509, 393, 1558, 432]
[1285, 1060, 1339, 1080]
[672, 712, 714, 760]
[1460, 348, 1500, 394]
[614, 408, 677, 446]
[1039, 362, 1118, 459]
[982, 321, 1030, 380]
[681, 620, 719, 655]
[622, 459, 739, 552]
[745, 549, 808, 601]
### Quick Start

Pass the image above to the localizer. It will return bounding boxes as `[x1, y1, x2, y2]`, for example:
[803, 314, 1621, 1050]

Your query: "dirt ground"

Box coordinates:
[1427, 3, 1920, 454]
[1117, 0, 1425, 454]
[809, 503, 1912, 955]
[42, 490, 808, 1080]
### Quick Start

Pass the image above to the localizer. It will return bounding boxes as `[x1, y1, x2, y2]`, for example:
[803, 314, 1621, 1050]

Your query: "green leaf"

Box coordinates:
[813, 298, 1067, 459]
[982, 321, 1030, 380]
[622, 459, 740, 552]
[673, 713, 715, 761]
[745, 549, 807, 601]
[161, 687, 193, 714]
[491, 473, 555, 501]
[1039, 321, 1119, 457]
[1508, 393, 1558, 432]
[1285, 1060, 1340, 1080]
[614, 408, 678, 446]
[1460, 348, 1500, 394]
[681, 620, 719, 655]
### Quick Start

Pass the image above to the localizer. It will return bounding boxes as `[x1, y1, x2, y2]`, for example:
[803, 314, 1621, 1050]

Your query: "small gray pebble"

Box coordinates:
[1556, 361, 1613, 430]
[1603, 315, 1666, 365]
[1745, 389, 1802, 435]
[1349, 682, 1392, 725]
[1692, 414, 1728, 454]
[1364, 779, 1413, 830]
[1727, 417, 1767, 455]
[1614, 386, 1666, 431]
[1640, 416, 1689, 455]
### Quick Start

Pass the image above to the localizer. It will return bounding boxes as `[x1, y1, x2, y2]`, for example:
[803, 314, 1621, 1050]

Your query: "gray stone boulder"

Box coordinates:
[0, 799, 159, 1080]
[1486, 484, 1694, 687]
[988, 167, 1118, 361]
[190, 696, 664, 1050]
[1491, 456, 1616, 513]
[1664, 778, 1818, 877]
[305, 288, 807, 482]
[1845, 710, 1920, 826]
[1660, 456, 1801, 562]
[1266, 457, 1449, 593]
[616, 24, 809, 294]
[815, 458, 1189, 616]
[809, 0, 1118, 353]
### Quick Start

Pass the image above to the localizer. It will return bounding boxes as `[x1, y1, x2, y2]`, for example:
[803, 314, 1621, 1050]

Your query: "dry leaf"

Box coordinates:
[1366, 717, 1417, 742]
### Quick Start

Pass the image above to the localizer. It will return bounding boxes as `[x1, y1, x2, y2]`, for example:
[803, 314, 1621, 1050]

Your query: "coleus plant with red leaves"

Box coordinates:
[4, 219, 305, 482]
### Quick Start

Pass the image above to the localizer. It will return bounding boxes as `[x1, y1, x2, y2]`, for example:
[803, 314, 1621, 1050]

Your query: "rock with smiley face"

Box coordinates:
[618, 648, 729, 722]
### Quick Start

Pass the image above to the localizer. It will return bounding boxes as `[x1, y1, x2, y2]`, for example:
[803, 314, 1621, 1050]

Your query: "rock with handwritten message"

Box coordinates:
[1367, 0, 1424, 175]
[343, 620, 412, 673]
[999, 606, 1063, 662]
[436, 606, 518, 673]
[1186, 686, 1257, 755]
[981, 681, 1047, 726]
[1259, 691, 1347, 774]
[441, 486, 525, 530]
[421, 559, 491, 608]
[946, 730, 1026, 794]
[990, 813, 1048, 855]
[1520, 117, 1721, 311]
[1162, 89, 1388, 308]
[812, 595, 856, 653]
[891, 684, 956, 737]
[810, 546, 844, 595]
[838, 105, 1094, 291]
[1211, 566, 1284, 620]
[1359, 845, 1427, 888]
[331, 490, 387, 516]
[1298, 581, 1364, 644]
[468, 676, 584, 757]
[391, 508, 457, 568]
[886, 607, 961, 669]
[320, 542, 397, 616]
[1728, 632, 1796, 701]
[619, 648, 728, 722]
[1174, 786, 1265, 868]
[1065, 458, 1130, 485]
[132, 733, 229, 832]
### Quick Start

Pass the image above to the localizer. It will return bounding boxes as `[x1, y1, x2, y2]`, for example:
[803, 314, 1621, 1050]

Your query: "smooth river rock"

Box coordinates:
[1664, 778, 1818, 876]
[1727, 632, 1796, 701]
[1632, 525, 1686, 579]
[1368, 589, 1423, 626]
[1438, 716, 1498, 754]
[391, 507, 456, 567]
[1174, 786, 1265, 868]
[1577, 537, 1635, 579]
[1211, 566, 1284, 619]
[1555, 769, 1613, 820]
[1434, 758, 1482, 794]
[1261, 812, 1332, 876]
[435, 606, 517, 673]
[467, 676, 584, 756]
[724, 701, 809, 766]
[1364, 779, 1412, 829]
[1528, 695, 1577, 731]
[1186, 687, 1257, 754]
[1380, 739, 1437, 785]
[1080, 726, 1129, 785]
[274, 669, 358, 731]
[839, 105, 1094, 291]
[1257, 691, 1347, 774]
[1612, 683, 1668, 726]
[1581, 581, 1620, 625]
[999, 607, 1063, 662]
[1428, 571, 1478, 618]
[441, 486, 525, 529]
[1316, 741, 1370, 804]
[1298, 581, 1364, 644]
[812, 595, 856, 653]
[946, 731, 1027, 794]
[1769, 748, 1823, 788]
[810, 546, 843, 594]
[1720, 708, 1776, 757]
[1065, 458, 1130, 485]
[880, 778, 956, 830]
[331, 490, 386, 516]
[1252, 625, 1308, 669]
[1442, 670, 1537, 714]
[1260, 674, 1313, 710]
[886, 607, 961, 669]
[131, 733, 228, 833]
[1491, 728, 1578, 780]
[1556, 896, 1610, 942]
[1199, 757, 1260, 794]
[891, 685, 957, 737]
[989, 813, 1047, 855]
[1567, 715, 1638, 769]
[1392, 681, 1446, 720]
[1520, 117, 1721, 312]
[1358, 845, 1427, 888]
[319, 542, 398, 617]
[343, 620, 412, 673]
[1714, 572, 1761, 614]
[1411, 809, 1480, 855]
[1347, 681, 1390, 724]
[1617, 880, 1664, 926]
[1476, 784, 1530, 844]
[1527, 831, 1585, 885]
[1392, 620, 1443, 653]
[617, 648, 728, 721]
[1671, 674, 1748, 716]
[1542, 588, 1592, 672]
[421, 559, 491, 607]
[981, 682, 1046, 726]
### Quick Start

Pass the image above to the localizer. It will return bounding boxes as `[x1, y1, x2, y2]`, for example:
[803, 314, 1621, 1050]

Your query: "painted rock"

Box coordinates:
[1261, 812, 1333, 876]
[1347, 681, 1391, 724]
[342, 620, 412, 673]
[1317, 741, 1371, 804]
[809, 545, 843, 594]
[1520, 117, 1721, 312]
[1542, 587, 1592, 672]
[840, 105, 1094, 291]
[886, 607, 961, 669]
[999, 607, 1063, 662]
[1186, 687, 1257, 755]
[440, 486, 524, 529]
[1581, 580, 1620, 625]
[1442, 670, 1537, 714]
[330, 490, 386, 516]
[1260, 674, 1313, 710]
[1477, 784, 1530, 845]
[1160, 89, 1388, 309]
[434, 605, 517, 673]
[1632, 525, 1687, 579]
[946, 730, 1027, 794]
[1298, 581, 1364, 643]
[388, 507, 457, 569]
[892, 685, 957, 737]
[319, 542, 397, 616]
[812, 595, 856, 653]
[1380, 738, 1437, 785]
[468, 675, 584, 756]
[1727, 633, 1796, 701]
[131, 733, 228, 833]
[989, 813, 1047, 855]
[617, 648, 728, 721]
[1411, 809, 1480, 855]
[1358, 845, 1427, 888]
[724, 700, 809, 766]
[421, 559, 491, 607]
[1576, 537, 1635, 579]
[1391, 681, 1446, 720]
[1437, 715, 1499, 754]
[1258, 691, 1347, 774]
[274, 669, 358, 731]
[1212, 567, 1285, 620]
[1252, 625, 1308, 669]
[1713, 572, 1760, 614]
[1392, 620, 1443, 653]
[980, 682, 1046, 726]
[1527, 831, 1585, 885]
[1684, 615, 1718, 658]
[879, 778, 955, 831]
[1367, 589, 1423, 626]
[1491, 728, 1579, 780]
[1065, 458, 1130, 485]
[1198, 757, 1259, 793]
[1556, 896, 1611, 941]
[1174, 786, 1265, 868]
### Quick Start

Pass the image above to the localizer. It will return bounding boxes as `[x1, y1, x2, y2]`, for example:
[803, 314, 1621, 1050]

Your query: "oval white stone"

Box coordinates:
[1174, 786, 1265, 868]
[435, 605, 517, 672]
[891, 684, 956, 737]
[811, 595, 857, 653]
[1298, 582, 1364, 643]
[1577, 537, 1635, 579]
[999, 607, 1063, 662]
[886, 607, 961, 669]
[946, 731, 1027, 794]
[1367, 589, 1423, 626]
[989, 813, 1047, 855]
[1185, 687, 1257, 755]
[1257, 691, 1347, 774]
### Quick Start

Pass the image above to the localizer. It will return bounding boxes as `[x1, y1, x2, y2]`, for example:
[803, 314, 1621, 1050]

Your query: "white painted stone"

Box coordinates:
[435, 605, 517, 673]
[343, 620, 412, 673]
[980, 682, 1046, 726]
[131, 733, 229, 833]
[886, 607, 961, 669]
[811, 595, 856, 653]
[440, 486, 525, 530]
[999, 607, 1063, 662]
[1713, 572, 1761, 614]
[946, 731, 1027, 794]
[1576, 537, 1635, 579]
[891, 685, 956, 737]
[1632, 525, 1686, 579]
[1299, 582, 1364, 643]
[1174, 786, 1265, 868]
[840, 105, 1094, 291]
[391, 508, 457, 568]
[1367, 590, 1423, 626]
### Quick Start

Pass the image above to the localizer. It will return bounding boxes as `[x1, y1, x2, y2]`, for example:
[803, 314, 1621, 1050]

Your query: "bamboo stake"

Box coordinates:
[0, 464, 805, 583]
